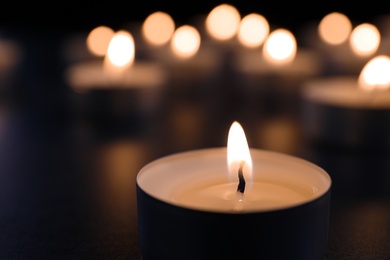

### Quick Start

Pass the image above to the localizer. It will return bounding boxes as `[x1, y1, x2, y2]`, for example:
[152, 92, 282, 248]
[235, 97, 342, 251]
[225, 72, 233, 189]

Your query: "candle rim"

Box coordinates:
[302, 76, 390, 109]
[137, 147, 332, 213]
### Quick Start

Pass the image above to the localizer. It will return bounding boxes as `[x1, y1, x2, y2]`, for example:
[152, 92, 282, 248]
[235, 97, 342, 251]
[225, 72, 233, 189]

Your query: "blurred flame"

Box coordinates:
[318, 12, 352, 45]
[227, 121, 253, 192]
[205, 4, 241, 41]
[263, 29, 297, 65]
[104, 30, 135, 77]
[142, 11, 175, 46]
[238, 13, 269, 48]
[86, 25, 115, 56]
[170, 25, 201, 59]
[358, 55, 390, 91]
[350, 23, 380, 57]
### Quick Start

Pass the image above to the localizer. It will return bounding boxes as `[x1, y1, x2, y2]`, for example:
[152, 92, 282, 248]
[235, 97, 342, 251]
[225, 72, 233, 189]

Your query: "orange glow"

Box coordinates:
[358, 55, 390, 91]
[263, 29, 297, 65]
[170, 25, 201, 59]
[350, 23, 380, 57]
[86, 25, 115, 56]
[238, 13, 269, 48]
[142, 11, 175, 46]
[318, 12, 352, 45]
[104, 30, 135, 77]
[227, 121, 253, 192]
[205, 4, 241, 41]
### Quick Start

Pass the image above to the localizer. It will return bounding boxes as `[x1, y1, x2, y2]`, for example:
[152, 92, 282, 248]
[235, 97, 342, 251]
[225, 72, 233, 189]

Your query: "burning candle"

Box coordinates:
[137, 121, 331, 260]
[67, 30, 166, 91]
[301, 55, 390, 148]
[233, 28, 322, 117]
[65, 30, 167, 135]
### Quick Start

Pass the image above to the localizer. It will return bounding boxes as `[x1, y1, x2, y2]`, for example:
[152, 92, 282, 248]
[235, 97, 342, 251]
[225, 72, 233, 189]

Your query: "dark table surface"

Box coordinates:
[0, 29, 389, 260]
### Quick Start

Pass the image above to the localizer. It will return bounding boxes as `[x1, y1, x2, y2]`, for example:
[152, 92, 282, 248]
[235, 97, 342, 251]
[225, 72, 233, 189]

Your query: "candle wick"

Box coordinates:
[237, 160, 246, 194]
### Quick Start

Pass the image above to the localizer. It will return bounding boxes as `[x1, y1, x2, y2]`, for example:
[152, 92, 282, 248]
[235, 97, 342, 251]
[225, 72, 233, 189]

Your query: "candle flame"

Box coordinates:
[205, 4, 241, 41]
[358, 55, 390, 91]
[237, 13, 269, 48]
[170, 25, 201, 59]
[86, 25, 115, 57]
[349, 23, 380, 57]
[227, 121, 253, 193]
[142, 11, 175, 46]
[103, 30, 135, 78]
[262, 28, 296, 65]
[318, 12, 352, 45]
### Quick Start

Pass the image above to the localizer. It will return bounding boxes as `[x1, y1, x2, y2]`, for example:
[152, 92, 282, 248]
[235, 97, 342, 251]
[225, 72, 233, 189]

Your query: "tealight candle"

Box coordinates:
[65, 30, 167, 135]
[301, 55, 390, 148]
[137, 121, 331, 260]
[233, 28, 323, 117]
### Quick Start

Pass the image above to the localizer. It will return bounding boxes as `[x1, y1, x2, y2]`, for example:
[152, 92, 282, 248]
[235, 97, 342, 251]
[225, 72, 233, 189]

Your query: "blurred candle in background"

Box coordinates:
[237, 13, 270, 49]
[318, 12, 352, 46]
[205, 3, 241, 43]
[233, 27, 322, 119]
[108, 11, 176, 63]
[142, 11, 175, 47]
[66, 29, 167, 138]
[230, 27, 323, 150]
[170, 25, 201, 59]
[301, 54, 390, 149]
[262, 28, 297, 65]
[197, 3, 242, 69]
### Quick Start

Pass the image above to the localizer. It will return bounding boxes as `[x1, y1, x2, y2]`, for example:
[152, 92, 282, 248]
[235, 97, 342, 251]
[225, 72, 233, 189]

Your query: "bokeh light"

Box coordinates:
[86, 25, 115, 56]
[237, 13, 269, 48]
[142, 11, 175, 46]
[205, 4, 241, 41]
[318, 12, 352, 45]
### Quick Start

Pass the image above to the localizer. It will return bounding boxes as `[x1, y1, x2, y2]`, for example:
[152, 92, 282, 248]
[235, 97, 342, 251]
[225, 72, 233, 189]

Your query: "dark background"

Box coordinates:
[1, 0, 389, 34]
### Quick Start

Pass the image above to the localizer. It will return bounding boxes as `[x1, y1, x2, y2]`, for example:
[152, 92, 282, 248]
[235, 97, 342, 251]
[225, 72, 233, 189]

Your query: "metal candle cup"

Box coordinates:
[136, 148, 331, 260]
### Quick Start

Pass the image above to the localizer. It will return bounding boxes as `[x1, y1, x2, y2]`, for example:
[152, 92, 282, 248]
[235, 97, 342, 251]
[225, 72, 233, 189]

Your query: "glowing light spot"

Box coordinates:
[358, 55, 390, 91]
[103, 30, 135, 79]
[263, 29, 297, 65]
[171, 25, 201, 59]
[318, 12, 352, 45]
[205, 4, 241, 41]
[142, 11, 175, 46]
[238, 13, 269, 48]
[86, 25, 115, 56]
[350, 23, 380, 57]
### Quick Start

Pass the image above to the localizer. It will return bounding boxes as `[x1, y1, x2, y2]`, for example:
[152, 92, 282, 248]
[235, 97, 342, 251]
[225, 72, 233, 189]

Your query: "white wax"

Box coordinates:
[302, 76, 390, 109]
[137, 148, 331, 213]
[173, 179, 311, 212]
